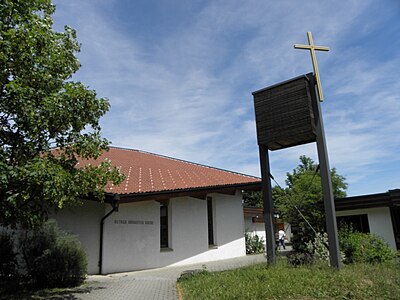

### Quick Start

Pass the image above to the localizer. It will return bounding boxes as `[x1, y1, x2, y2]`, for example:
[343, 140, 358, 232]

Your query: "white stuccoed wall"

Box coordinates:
[165, 192, 245, 267]
[244, 216, 266, 241]
[51, 201, 105, 274]
[55, 191, 246, 274]
[336, 207, 396, 249]
[159, 196, 209, 267]
[102, 200, 160, 273]
[50, 199, 397, 274]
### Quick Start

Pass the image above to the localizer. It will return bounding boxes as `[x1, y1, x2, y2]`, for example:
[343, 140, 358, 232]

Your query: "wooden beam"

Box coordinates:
[259, 145, 276, 266]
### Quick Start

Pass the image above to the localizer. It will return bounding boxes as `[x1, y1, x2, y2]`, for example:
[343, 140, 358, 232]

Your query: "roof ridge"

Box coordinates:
[108, 146, 260, 180]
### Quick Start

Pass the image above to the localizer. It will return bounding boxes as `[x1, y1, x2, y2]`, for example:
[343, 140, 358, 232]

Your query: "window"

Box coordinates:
[207, 197, 214, 245]
[336, 214, 370, 233]
[390, 207, 400, 250]
[160, 203, 169, 248]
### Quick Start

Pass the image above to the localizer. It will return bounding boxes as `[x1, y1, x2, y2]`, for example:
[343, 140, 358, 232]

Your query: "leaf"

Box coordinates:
[0, 0, 124, 228]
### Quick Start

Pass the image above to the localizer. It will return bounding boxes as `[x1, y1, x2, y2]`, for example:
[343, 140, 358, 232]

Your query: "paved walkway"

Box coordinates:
[67, 254, 269, 300]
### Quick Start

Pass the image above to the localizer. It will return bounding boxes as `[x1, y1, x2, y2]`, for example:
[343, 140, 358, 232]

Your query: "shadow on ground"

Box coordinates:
[0, 284, 107, 300]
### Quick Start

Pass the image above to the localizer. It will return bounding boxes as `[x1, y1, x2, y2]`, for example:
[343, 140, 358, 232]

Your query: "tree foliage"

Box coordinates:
[244, 156, 347, 209]
[0, 0, 124, 228]
[274, 155, 347, 251]
[243, 190, 263, 208]
[243, 156, 347, 251]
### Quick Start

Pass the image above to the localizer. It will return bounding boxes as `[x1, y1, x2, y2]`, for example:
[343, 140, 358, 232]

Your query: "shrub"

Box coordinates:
[305, 232, 330, 263]
[339, 228, 396, 264]
[286, 251, 315, 267]
[20, 220, 87, 288]
[306, 232, 345, 265]
[290, 224, 314, 253]
[0, 230, 18, 279]
[245, 231, 265, 254]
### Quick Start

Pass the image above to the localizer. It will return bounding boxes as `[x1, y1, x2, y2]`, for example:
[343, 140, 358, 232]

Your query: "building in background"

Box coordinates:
[335, 189, 399, 250]
[243, 206, 292, 245]
[243, 190, 400, 252]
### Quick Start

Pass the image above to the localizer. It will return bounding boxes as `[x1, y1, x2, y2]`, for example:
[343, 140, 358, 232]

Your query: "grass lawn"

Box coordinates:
[178, 259, 400, 299]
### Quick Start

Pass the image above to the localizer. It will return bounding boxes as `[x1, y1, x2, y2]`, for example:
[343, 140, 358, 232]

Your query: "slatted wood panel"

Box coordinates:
[253, 75, 317, 150]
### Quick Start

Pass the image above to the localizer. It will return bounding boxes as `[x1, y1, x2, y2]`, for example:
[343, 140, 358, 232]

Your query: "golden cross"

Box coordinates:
[294, 32, 329, 101]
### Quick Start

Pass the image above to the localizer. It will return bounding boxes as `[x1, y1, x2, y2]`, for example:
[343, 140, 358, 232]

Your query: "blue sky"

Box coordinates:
[52, 0, 400, 197]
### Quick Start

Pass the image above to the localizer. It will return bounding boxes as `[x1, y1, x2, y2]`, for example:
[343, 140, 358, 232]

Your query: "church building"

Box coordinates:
[52, 147, 261, 274]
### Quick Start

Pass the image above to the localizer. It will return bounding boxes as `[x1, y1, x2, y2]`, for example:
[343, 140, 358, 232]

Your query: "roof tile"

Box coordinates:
[80, 147, 261, 195]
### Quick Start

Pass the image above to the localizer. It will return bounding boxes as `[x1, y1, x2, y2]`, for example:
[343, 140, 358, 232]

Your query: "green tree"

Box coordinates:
[243, 190, 263, 207]
[0, 0, 124, 228]
[274, 155, 347, 251]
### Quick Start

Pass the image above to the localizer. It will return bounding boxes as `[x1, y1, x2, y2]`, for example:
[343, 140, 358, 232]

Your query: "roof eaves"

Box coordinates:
[335, 189, 400, 211]
[115, 181, 261, 203]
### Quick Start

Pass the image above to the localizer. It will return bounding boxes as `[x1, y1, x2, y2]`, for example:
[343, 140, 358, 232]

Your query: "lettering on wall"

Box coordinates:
[114, 219, 154, 225]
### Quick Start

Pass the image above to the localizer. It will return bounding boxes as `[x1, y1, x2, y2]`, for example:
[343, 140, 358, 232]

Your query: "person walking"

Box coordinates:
[278, 229, 286, 250]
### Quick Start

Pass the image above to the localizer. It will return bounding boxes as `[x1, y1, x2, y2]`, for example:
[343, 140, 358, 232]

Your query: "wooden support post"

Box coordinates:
[259, 145, 276, 265]
[308, 74, 341, 269]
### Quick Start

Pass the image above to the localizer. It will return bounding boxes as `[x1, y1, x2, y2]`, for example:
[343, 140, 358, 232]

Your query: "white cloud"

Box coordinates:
[52, 0, 400, 196]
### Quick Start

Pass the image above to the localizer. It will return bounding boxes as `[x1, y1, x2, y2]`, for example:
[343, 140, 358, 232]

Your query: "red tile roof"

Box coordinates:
[78, 147, 260, 197]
